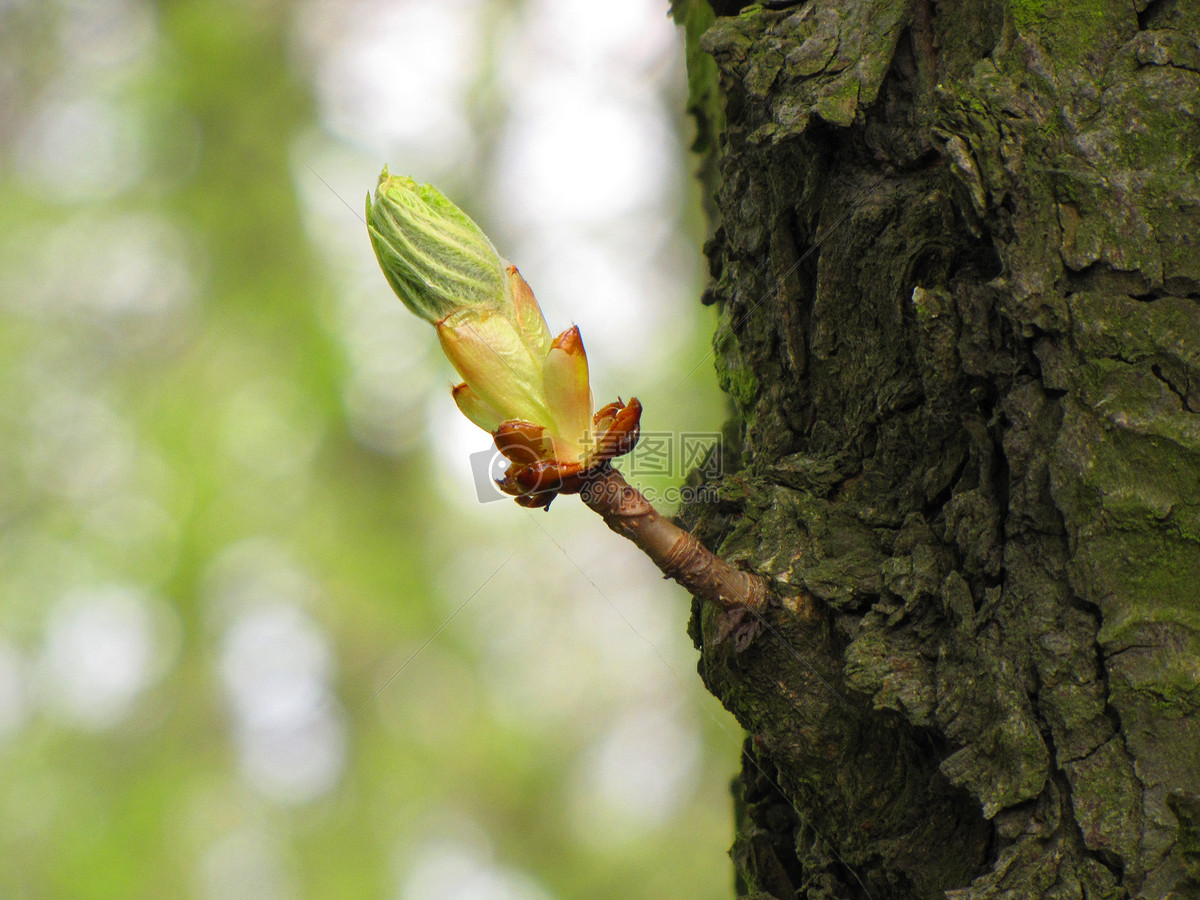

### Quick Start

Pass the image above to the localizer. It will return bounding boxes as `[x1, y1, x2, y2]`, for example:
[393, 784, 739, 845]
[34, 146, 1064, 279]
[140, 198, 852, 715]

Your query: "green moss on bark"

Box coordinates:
[678, 0, 1200, 895]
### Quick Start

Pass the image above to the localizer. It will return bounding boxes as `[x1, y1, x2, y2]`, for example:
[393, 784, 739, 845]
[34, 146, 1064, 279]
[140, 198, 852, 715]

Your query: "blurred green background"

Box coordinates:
[0, 0, 741, 897]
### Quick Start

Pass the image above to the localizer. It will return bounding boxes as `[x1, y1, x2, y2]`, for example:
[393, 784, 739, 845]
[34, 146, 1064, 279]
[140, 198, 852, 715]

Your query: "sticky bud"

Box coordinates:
[366, 168, 507, 323]
[367, 168, 643, 508]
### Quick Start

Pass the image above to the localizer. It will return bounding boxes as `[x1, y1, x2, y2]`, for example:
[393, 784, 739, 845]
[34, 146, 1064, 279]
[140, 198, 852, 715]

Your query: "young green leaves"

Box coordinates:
[366, 168, 641, 507]
[366, 168, 508, 323]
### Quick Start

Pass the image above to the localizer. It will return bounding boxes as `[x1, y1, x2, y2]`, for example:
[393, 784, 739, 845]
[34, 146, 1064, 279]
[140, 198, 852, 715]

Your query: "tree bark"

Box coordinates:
[670, 0, 1200, 897]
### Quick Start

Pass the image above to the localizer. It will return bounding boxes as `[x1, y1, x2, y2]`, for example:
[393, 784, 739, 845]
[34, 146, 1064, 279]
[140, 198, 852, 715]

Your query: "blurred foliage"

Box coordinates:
[0, 0, 739, 898]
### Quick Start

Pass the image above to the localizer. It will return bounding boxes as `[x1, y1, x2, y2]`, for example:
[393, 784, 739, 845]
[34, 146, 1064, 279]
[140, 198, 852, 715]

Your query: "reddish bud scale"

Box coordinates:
[496, 397, 643, 509]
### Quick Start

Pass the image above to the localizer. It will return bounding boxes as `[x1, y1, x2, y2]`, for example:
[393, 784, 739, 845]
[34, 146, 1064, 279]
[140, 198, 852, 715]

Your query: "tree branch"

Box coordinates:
[578, 464, 767, 612]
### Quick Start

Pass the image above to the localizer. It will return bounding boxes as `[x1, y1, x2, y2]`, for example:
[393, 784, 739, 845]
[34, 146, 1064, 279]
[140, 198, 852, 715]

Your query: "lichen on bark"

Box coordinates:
[672, 0, 1200, 896]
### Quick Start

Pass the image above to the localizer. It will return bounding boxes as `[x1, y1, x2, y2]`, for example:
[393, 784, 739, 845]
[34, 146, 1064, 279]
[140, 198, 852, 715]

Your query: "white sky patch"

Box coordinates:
[503, 233, 670, 372]
[427, 391, 508, 512]
[568, 702, 702, 842]
[220, 605, 334, 732]
[15, 94, 149, 201]
[296, 0, 486, 175]
[398, 837, 553, 900]
[493, 0, 681, 231]
[493, 90, 674, 227]
[486, 0, 690, 374]
[38, 584, 179, 730]
[505, 0, 679, 87]
[206, 541, 347, 804]
[220, 604, 348, 803]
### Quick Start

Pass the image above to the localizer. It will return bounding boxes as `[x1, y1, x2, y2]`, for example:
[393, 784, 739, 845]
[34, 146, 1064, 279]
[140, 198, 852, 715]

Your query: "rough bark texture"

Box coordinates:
[670, 0, 1200, 897]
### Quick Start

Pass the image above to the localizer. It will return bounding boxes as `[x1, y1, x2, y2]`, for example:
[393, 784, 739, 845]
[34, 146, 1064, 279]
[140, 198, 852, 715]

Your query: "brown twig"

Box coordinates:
[578, 464, 767, 612]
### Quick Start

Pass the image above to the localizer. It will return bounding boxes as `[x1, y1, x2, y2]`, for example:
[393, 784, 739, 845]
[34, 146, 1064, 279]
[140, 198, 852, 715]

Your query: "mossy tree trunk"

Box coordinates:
[671, 0, 1200, 897]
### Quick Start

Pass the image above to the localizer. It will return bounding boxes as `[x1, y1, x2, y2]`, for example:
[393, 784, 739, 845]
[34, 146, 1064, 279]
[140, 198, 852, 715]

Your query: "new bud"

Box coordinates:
[366, 168, 507, 323]
[366, 168, 643, 508]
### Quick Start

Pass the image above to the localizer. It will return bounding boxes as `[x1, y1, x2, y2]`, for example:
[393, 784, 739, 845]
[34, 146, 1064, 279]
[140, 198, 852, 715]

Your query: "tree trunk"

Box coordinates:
[670, 0, 1200, 897]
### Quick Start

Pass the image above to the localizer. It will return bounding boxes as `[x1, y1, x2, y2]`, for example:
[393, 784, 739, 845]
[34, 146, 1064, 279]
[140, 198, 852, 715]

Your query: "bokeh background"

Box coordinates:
[0, 0, 743, 897]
